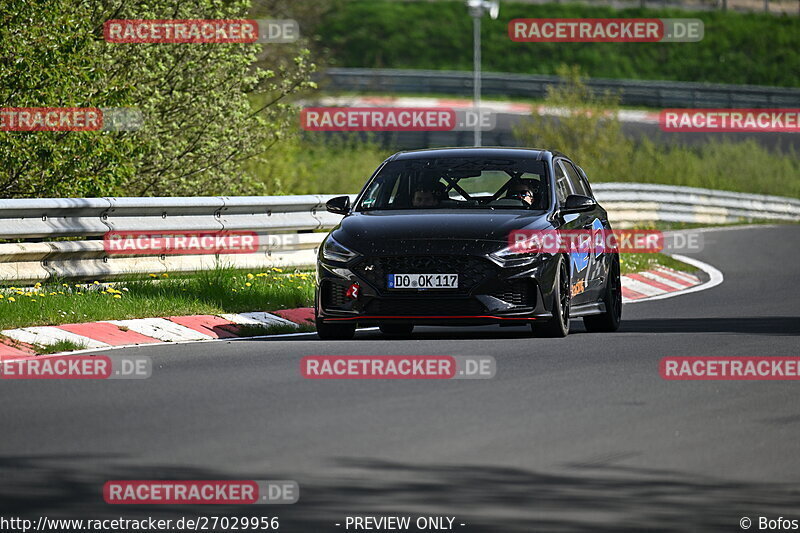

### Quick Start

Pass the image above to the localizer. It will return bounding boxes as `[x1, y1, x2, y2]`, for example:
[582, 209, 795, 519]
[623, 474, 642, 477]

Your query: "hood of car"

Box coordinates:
[331, 209, 553, 255]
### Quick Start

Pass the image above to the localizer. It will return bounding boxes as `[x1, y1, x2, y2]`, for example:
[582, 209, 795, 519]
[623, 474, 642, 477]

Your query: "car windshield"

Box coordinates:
[356, 157, 549, 211]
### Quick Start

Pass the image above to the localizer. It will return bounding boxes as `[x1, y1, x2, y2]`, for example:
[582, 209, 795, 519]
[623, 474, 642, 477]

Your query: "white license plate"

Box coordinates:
[388, 273, 458, 289]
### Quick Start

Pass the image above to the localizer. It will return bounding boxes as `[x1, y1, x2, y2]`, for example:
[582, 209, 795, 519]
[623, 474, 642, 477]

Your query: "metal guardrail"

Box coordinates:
[0, 195, 349, 283]
[0, 185, 797, 282]
[593, 183, 800, 225]
[319, 68, 800, 109]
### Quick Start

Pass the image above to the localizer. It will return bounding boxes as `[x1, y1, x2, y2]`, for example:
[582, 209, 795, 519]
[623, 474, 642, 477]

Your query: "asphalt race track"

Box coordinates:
[1, 225, 799, 532]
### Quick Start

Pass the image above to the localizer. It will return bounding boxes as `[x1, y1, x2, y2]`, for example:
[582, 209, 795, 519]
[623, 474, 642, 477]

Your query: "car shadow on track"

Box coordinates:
[2, 454, 799, 532]
[251, 325, 593, 342]
[619, 317, 800, 336]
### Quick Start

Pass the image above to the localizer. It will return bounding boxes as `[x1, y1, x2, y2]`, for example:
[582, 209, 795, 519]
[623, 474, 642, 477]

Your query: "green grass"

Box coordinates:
[242, 133, 391, 196]
[620, 252, 697, 275]
[597, 138, 800, 198]
[35, 339, 88, 355]
[0, 266, 315, 330]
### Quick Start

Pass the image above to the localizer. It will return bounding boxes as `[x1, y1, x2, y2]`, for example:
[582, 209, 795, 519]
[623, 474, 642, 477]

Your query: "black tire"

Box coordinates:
[532, 256, 570, 338]
[379, 323, 414, 338]
[583, 255, 622, 333]
[315, 317, 356, 340]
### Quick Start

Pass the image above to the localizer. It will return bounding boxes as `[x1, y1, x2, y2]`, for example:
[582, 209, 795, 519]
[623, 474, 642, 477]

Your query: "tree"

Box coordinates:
[0, 0, 317, 198]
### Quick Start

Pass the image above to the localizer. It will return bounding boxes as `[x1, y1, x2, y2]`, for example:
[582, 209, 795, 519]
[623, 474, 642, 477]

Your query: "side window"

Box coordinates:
[553, 160, 572, 205]
[576, 166, 594, 199]
[360, 180, 382, 209]
[561, 161, 591, 197]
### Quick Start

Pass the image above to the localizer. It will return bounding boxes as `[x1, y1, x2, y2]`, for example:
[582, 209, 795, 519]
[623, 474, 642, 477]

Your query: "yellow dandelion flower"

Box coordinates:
[0, 294, 4, 299]
[93, 281, 100, 285]
[161, 273, 169, 278]
[246, 273, 254, 280]
[245, 282, 252, 287]
[8, 297, 15, 302]
[34, 282, 41, 288]
[148, 273, 157, 278]
[113, 294, 122, 299]
[49, 292, 57, 296]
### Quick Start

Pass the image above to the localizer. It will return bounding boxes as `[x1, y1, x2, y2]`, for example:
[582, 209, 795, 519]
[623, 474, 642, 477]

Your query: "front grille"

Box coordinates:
[365, 298, 486, 316]
[353, 255, 496, 293]
[490, 280, 531, 307]
[323, 281, 349, 309]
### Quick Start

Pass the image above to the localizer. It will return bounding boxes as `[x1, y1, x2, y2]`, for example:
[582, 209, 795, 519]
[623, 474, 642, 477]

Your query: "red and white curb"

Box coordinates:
[0, 258, 723, 359]
[0, 308, 314, 361]
[621, 255, 723, 304]
[311, 95, 660, 125]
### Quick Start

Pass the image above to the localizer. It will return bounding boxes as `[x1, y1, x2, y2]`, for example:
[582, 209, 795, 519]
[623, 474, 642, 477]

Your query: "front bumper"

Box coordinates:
[315, 253, 556, 327]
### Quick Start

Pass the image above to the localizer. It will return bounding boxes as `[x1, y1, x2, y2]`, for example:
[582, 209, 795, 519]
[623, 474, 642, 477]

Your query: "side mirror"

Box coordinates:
[326, 195, 350, 215]
[562, 194, 596, 214]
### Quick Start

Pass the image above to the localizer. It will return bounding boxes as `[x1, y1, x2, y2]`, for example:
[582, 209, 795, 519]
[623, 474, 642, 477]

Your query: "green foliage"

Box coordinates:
[514, 67, 800, 197]
[620, 253, 697, 275]
[515, 65, 633, 181]
[317, 0, 800, 87]
[243, 134, 391, 195]
[0, 0, 317, 198]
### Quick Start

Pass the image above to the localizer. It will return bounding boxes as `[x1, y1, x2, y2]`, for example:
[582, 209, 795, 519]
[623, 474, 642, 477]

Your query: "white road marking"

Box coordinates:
[639, 270, 691, 290]
[220, 312, 297, 328]
[621, 276, 669, 297]
[1, 327, 109, 349]
[108, 318, 213, 342]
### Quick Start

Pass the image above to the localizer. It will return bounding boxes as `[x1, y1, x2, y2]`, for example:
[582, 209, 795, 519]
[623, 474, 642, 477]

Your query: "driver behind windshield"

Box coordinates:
[505, 179, 536, 206]
[412, 182, 444, 207]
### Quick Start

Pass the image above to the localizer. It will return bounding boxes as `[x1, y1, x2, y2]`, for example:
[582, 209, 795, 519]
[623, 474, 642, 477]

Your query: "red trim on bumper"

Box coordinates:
[324, 315, 537, 321]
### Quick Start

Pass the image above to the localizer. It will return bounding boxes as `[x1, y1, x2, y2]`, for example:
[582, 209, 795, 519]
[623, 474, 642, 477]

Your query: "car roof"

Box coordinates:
[389, 147, 561, 161]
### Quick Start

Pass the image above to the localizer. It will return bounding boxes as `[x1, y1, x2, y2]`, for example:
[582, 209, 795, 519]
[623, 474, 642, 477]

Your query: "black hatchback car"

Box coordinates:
[314, 147, 621, 340]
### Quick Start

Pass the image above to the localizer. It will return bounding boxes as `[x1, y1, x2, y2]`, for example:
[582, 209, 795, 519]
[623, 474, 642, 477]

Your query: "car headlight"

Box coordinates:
[489, 244, 540, 267]
[322, 236, 359, 263]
